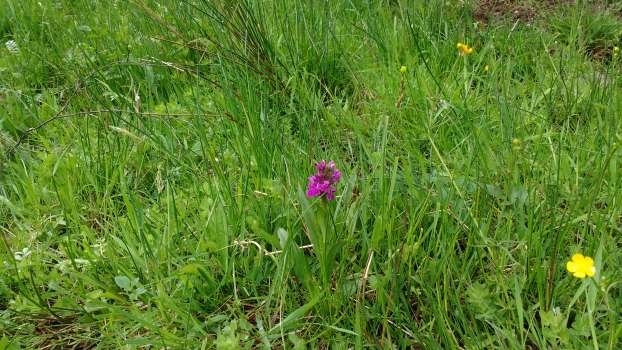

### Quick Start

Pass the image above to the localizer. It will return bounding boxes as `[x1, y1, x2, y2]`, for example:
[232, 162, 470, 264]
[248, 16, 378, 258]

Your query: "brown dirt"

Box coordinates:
[473, 0, 573, 26]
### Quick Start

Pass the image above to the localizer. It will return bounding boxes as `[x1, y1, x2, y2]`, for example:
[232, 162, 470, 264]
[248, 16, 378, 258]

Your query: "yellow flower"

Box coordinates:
[400, 65, 407, 74]
[614, 46, 620, 53]
[457, 42, 474, 55]
[484, 64, 489, 72]
[566, 253, 595, 279]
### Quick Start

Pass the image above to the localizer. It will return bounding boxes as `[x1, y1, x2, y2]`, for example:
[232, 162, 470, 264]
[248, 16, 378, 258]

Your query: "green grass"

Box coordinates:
[1, 0, 622, 348]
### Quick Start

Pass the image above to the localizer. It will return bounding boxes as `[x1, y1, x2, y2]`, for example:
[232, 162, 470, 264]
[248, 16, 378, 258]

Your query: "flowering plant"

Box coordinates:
[306, 160, 341, 201]
[301, 160, 342, 288]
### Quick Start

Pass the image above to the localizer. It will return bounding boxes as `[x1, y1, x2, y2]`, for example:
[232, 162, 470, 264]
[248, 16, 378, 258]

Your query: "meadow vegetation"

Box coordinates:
[1, 0, 622, 348]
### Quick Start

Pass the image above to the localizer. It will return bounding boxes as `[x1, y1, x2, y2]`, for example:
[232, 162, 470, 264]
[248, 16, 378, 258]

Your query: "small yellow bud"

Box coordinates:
[457, 42, 474, 55]
[484, 64, 489, 72]
[400, 65, 407, 74]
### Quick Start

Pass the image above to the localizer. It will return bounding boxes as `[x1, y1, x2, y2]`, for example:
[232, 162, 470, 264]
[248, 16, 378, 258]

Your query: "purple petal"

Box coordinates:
[315, 160, 327, 172]
[326, 191, 335, 201]
[307, 188, 320, 197]
[332, 170, 341, 183]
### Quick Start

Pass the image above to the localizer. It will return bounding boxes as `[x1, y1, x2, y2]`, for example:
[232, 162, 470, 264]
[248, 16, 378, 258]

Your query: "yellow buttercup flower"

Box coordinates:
[400, 65, 407, 74]
[484, 64, 489, 72]
[457, 42, 474, 55]
[566, 253, 595, 279]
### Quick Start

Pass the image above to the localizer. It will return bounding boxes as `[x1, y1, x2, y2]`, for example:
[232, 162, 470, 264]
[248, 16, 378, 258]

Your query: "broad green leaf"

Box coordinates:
[114, 276, 132, 291]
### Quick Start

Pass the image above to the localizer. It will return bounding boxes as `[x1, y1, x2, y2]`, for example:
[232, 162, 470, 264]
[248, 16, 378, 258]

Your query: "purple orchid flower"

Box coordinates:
[306, 160, 341, 201]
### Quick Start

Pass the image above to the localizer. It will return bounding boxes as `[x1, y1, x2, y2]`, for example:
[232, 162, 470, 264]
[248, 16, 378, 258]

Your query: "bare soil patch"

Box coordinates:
[473, 0, 571, 25]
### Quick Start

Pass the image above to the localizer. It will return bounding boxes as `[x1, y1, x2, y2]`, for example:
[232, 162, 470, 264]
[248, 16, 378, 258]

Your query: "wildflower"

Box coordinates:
[306, 160, 341, 201]
[614, 46, 620, 57]
[484, 64, 489, 72]
[14, 247, 31, 261]
[400, 65, 407, 74]
[457, 42, 474, 55]
[566, 253, 595, 279]
[5, 40, 19, 54]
